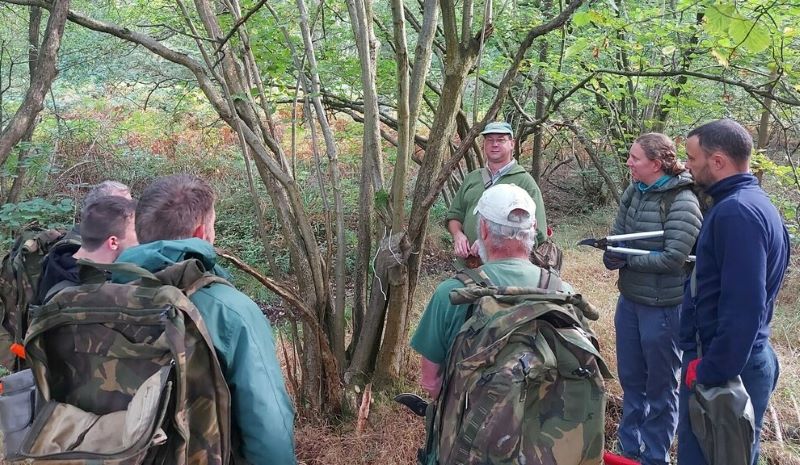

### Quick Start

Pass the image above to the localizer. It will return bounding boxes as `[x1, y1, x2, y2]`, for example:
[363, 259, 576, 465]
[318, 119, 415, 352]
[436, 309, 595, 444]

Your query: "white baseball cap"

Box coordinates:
[473, 184, 536, 229]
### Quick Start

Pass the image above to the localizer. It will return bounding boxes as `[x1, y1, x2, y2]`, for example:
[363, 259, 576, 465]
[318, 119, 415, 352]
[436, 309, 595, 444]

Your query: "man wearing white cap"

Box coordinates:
[446, 121, 548, 267]
[412, 183, 571, 397]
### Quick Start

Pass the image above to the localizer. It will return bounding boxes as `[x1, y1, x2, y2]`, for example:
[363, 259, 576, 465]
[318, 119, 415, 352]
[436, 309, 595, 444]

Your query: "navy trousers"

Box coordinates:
[614, 295, 681, 465]
[677, 343, 779, 465]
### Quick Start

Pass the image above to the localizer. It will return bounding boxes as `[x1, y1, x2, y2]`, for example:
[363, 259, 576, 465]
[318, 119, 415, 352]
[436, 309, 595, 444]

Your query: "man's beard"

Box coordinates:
[476, 238, 488, 263]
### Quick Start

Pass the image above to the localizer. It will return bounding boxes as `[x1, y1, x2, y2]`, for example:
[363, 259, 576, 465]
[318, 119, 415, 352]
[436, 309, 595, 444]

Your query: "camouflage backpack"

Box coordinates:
[422, 269, 612, 465]
[8, 259, 231, 465]
[0, 228, 79, 371]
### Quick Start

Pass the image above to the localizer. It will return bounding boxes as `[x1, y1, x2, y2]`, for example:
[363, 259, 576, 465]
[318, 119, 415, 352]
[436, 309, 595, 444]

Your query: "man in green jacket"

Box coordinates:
[115, 174, 296, 465]
[446, 121, 547, 266]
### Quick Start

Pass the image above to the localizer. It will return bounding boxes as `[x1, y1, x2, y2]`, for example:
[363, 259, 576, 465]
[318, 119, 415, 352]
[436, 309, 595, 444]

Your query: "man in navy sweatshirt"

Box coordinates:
[678, 119, 790, 465]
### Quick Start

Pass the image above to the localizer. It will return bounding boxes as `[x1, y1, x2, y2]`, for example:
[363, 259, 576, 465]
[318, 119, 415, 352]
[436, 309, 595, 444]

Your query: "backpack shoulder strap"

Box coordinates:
[659, 187, 684, 225]
[183, 274, 232, 298]
[455, 267, 493, 288]
[453, 267, 494, 321]
[42, 279, 75, 303]
[536, 267, 563, 291]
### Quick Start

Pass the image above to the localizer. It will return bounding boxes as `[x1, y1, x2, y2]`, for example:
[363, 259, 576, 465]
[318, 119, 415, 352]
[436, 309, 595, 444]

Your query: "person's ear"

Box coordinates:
[192, 223, 206, 240]
[711, 152, 726, 170]
[107, 236, 120, 251]
[479, 218, 489, 241]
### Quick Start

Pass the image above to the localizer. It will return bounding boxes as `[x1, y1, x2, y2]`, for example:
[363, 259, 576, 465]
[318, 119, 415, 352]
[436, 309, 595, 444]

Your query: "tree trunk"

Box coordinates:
[347, 0, 385, 383]
[757, 70, 779, 150]
[6, 5, 42, 204]
[530, 29, 549, 183]
[295, 0, 348, 374]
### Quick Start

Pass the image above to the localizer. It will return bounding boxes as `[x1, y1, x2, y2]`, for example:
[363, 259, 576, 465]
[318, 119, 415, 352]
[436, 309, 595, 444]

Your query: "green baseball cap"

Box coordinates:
[480, 121, 513, 136]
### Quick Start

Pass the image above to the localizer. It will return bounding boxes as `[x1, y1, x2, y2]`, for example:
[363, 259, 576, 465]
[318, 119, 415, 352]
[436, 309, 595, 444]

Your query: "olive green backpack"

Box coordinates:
[422, 270, 612, 465]
[0, 228, 78, 372]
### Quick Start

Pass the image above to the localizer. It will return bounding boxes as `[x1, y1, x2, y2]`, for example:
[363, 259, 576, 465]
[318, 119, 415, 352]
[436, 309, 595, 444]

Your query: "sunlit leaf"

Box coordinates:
[572, 11, 591, 28]
[729, 19, 771, 53]
[704, 3, 737, 36]
[710, 49, 730, 67]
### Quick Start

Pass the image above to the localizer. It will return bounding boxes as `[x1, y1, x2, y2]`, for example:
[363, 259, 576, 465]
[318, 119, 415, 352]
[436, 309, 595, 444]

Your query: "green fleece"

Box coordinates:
[116, 238, 296, 465]
[446, 164, 548, 245]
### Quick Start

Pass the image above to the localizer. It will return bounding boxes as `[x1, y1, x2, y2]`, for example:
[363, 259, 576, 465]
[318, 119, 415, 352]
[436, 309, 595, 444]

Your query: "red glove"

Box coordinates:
[685, 358, 700, 388]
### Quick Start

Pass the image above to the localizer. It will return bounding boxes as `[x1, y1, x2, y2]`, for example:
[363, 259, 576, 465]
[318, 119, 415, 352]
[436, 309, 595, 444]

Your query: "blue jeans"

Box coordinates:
[615, 296, 681, 465]
[677, 343, 779, 465]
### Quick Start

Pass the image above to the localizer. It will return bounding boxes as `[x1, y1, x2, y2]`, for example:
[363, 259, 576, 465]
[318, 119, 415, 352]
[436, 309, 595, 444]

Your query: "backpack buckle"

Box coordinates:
[572, 367, 593, 379]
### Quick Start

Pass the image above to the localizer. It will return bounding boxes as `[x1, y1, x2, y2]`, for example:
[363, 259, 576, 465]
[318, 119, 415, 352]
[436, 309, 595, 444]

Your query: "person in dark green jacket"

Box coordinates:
[446, 122, 548, 266]
[115, 174, 296, 465]
[604, 133, 702, 465]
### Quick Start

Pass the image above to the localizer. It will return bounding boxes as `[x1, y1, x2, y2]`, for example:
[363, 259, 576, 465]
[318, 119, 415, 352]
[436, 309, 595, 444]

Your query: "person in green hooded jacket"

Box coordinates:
[115, 174, 296, 465]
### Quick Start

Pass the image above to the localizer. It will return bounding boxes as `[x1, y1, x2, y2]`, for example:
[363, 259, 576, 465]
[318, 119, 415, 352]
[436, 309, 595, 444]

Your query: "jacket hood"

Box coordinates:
[48, 243, 81, 280]
[113, 238, 219, 282]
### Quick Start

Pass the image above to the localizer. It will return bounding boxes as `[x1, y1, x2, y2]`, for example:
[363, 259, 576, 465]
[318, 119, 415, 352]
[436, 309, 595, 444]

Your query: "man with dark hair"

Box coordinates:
[115, 174, 296, 465]
[36, 182, 134, 304]
[74, 196, 138, 262]
[678, 119, 790, 465]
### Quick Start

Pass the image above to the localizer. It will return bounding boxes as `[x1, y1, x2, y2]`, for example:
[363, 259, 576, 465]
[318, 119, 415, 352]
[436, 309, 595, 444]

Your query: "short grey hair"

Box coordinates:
[83, 181, 131, 208]
[476, 212, 536, 254]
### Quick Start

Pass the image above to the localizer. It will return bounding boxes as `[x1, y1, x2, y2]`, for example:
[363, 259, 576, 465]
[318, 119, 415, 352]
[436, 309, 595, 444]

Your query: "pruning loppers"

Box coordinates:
[578, 230, 696, 262]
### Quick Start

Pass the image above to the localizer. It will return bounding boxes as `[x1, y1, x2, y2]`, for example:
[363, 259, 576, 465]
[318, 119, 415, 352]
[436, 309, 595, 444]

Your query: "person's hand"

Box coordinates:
[453, 231, 471, 258]
[685, 358, 700, 389]
[603, 240, 627, 270]
[469, 241, 480, 257]
[603, 250, 627, 270]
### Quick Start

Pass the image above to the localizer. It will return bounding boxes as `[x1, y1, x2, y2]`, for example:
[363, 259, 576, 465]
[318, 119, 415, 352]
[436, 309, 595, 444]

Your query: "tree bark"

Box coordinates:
[295, 0, 348, 374]
[5, 5, 42, 204]
[757, 70, 779, 150]
[530, 0, 550, 183]
[347, 0, 385, 385]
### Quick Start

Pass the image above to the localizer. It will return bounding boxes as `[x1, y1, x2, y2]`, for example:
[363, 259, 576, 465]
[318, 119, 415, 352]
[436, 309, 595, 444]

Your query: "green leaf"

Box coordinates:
[704, 3, 737, 36]
[662, 45, 676, 56]
[572, 11, 591, 28]
[564, 38, 590, 60]
[732, 21, 771, 54]
[588, 10, 607, 26]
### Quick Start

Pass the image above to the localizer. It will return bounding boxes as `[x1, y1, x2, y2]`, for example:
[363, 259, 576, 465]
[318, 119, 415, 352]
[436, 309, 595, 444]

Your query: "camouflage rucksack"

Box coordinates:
[8, 259, 231, 465]
[0, 228, 79, 371]
[422, 271, 612, 465]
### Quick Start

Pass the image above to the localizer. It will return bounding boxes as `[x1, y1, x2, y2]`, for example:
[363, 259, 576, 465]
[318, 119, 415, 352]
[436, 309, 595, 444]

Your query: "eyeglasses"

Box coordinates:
[484, 136, 511, 144]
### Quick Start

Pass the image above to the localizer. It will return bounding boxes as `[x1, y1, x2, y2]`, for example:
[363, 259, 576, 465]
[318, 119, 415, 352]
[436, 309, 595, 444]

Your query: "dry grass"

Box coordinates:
[295, 403, 425, 465]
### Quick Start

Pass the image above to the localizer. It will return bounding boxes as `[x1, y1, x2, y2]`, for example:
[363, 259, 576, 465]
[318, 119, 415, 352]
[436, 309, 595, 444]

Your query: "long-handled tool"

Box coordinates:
[578, 230, 695, 262]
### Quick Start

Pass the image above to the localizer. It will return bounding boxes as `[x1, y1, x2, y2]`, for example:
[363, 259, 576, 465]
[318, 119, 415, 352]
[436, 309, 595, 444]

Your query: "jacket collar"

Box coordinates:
[114, 238, 218, 282]
[706, 173, 758, 203]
